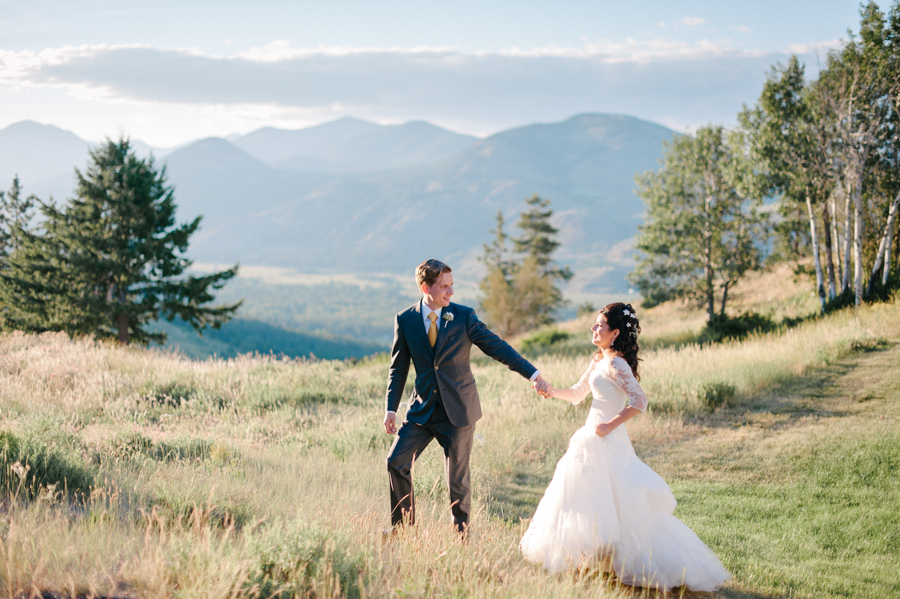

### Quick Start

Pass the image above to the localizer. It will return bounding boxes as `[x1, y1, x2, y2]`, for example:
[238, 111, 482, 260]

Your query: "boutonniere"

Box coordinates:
[442, 312, 454, 328]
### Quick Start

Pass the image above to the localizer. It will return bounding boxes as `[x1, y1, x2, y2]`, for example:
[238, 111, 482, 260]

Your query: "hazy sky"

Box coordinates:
[0, 1, 874, 146]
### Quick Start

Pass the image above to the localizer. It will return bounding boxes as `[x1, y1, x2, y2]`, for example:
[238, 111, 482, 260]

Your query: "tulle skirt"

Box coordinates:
[519, 424, 729, 592]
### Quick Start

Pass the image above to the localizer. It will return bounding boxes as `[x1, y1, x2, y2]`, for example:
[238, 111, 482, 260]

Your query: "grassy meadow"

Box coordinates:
[1, 267, 898, 598]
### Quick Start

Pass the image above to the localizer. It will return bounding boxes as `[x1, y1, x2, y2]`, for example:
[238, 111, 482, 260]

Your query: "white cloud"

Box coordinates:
[679, 17, 706, 28]
[0, 39, 830, 145]
[786, 40, 843, 55]
[735, 25, 751, 33]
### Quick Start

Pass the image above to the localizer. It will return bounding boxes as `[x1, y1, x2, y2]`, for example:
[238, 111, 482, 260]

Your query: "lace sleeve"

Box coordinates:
[610, 356, 648, 412]
[552, 360, 595, 405]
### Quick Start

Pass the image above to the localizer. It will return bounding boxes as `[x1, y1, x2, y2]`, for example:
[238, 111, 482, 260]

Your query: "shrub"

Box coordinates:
[697, 382, 736, 412]
[520, 329, 571, 354]
[700, 312, 776, 343]
[0, 428, 95, 499]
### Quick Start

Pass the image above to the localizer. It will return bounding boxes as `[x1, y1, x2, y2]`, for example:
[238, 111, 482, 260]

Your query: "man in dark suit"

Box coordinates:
[384, 258, 548, 534]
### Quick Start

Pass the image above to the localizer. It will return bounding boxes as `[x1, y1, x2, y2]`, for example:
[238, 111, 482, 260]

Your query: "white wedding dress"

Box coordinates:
[520, 355, 729, 592]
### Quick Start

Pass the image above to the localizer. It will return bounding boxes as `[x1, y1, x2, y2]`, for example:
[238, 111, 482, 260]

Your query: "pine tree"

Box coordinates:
[478, 212, 516, 337]
[511, 195, 572, 328]
[0, 138, 239, 344]
[0, 176, 36, 265]
[479, 196, 571, 337]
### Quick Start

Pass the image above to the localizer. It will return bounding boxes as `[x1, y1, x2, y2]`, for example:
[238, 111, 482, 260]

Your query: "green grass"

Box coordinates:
[0, 292, 898, 598]
[663, 343, 900, 599]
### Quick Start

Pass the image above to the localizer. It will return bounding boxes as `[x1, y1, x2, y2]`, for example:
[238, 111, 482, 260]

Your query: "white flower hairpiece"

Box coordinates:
[623, 309, 634, 318]
[624, 321, 638, 337]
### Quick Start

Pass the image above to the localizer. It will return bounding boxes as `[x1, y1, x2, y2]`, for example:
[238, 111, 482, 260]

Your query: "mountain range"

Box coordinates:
[0, 114, 674, 294]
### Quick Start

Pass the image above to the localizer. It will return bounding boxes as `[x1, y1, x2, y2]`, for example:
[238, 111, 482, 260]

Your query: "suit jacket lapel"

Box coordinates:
[433, 303, 455, 356]
[409, 300, 434, 357]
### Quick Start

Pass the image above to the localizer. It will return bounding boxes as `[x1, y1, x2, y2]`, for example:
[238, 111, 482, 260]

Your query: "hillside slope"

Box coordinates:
[0, 114, 674, 292]
[0, 291, 896, 599]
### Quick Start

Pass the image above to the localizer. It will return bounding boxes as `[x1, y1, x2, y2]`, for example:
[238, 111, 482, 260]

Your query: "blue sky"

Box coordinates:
[0, 1, 874, 146]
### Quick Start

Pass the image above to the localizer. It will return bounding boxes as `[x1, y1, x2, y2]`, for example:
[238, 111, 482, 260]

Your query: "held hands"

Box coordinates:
[532, 374, 554, 398]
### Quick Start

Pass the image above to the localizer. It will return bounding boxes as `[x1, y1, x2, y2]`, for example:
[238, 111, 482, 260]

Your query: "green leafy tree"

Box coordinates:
[740, 56, 838, 311]
[479, 195, 571, 337]
[629, 126, 769, 321]
[0, 138, 239, 344]
[817, 2, 900, 304]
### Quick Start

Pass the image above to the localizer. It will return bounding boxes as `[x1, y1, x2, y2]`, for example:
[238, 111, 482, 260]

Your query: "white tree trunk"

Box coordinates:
[853, 177, 864, 306]
[884, 206, 897, 288]
[806, 196, 826, 311]
[823, 202, 837, 299]
[831, 196, 843, 287]
[870, 189, 900, 291]
[842, 180, 853, 293]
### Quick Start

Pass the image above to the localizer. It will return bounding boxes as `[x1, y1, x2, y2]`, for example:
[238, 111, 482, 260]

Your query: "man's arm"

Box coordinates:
[465, 308, 538, 380]
[384, 314, 410, 434]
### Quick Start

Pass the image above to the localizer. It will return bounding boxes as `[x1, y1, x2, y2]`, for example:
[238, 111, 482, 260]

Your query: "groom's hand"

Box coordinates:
[384, 412, 398, 435]
[532, 374, 552, 398]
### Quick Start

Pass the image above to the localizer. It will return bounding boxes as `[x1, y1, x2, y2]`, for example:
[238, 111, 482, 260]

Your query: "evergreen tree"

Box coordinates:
[511, 194, 572, 327]
[479, 212, 516, 337]
[0, 176, 36, 265]
[479, 196, 571, 337]
[628, 126, 769, 321]
[0, 138, 239, 344]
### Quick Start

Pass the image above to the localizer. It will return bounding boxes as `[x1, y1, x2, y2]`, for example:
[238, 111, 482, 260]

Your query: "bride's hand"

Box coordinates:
[532, 375, 553, 398]
[595, 421, 615, 437]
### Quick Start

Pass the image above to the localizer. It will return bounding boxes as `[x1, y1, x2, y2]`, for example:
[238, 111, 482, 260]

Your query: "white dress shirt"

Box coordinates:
[422, 301, 442, 332]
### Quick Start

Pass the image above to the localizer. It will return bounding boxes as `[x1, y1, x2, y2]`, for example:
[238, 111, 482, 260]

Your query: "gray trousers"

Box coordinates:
[386, 400, 475, 532]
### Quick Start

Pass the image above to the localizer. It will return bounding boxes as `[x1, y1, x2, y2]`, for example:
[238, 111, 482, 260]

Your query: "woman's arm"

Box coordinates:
[596, 406, 641, 436]
[545, 360, 594, 404]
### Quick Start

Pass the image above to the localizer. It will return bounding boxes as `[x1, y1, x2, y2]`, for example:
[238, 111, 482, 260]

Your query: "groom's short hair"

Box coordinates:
[416, 259, 452, 288]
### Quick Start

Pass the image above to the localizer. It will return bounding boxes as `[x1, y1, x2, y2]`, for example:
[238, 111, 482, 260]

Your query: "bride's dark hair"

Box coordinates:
[593, 302, 641, 380]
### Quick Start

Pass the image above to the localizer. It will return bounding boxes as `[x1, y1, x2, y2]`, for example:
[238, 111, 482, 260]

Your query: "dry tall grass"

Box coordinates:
[1, 291, 898, 598]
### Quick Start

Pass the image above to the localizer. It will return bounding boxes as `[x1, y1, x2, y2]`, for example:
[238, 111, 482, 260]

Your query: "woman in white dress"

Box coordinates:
[520, 303, 729, 592]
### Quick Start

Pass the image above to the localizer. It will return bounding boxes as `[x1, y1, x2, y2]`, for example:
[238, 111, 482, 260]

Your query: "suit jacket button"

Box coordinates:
[435, 366, 439, 370]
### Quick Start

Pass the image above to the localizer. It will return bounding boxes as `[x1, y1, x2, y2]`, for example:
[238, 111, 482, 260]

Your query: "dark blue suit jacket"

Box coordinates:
[385, 301, 537, 427]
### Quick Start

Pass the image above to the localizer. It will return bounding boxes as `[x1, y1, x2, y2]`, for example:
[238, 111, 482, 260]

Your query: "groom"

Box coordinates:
[384, 258, 547, 533]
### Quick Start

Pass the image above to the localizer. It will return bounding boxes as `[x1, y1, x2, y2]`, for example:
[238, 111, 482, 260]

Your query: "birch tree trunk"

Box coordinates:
[868, 189, 900, 292]
[822, 202, 837, 299]
[842, 180, 853, 293]
[806, 195, 826, 311]
[884, 198, 898, 287]
[852, 175, 864, 306]
[831, 196, 843, 287]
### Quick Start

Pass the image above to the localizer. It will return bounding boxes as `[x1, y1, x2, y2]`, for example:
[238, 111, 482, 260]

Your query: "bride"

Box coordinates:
[520, 303, 729, 592]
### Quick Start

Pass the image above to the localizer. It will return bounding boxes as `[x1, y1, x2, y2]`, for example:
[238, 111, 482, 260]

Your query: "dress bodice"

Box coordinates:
[563, 355, 648, 421]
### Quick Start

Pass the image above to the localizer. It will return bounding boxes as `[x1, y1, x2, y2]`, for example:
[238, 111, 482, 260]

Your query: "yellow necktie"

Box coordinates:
[428, 312, 438, 347]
